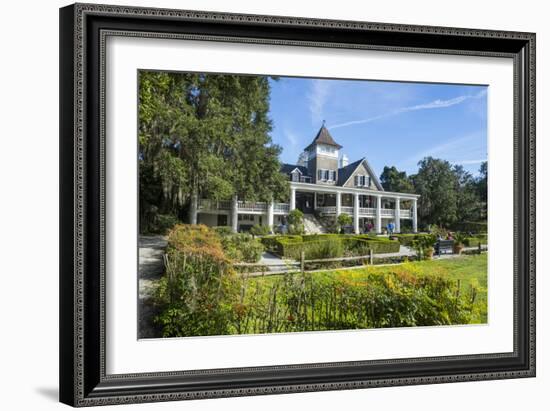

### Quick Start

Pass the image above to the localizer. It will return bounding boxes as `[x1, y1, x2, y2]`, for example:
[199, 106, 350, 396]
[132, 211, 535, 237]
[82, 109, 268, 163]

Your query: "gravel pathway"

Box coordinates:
[138, 235, 167, 339]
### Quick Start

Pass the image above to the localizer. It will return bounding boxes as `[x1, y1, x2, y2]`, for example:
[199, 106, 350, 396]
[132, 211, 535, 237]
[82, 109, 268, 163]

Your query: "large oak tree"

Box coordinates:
[138, 71, 288, 232]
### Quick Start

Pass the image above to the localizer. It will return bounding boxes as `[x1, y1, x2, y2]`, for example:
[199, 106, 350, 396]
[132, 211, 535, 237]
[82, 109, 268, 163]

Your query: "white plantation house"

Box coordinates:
[197, 125, 419, 234]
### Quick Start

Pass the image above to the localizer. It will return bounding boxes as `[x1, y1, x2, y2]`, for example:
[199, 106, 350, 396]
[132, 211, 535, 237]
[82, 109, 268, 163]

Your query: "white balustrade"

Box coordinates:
[341, 206, 354, 214]
[237, 201, 267, 212]
[274, 203, 290, 213]
[358, 207, 376, 216]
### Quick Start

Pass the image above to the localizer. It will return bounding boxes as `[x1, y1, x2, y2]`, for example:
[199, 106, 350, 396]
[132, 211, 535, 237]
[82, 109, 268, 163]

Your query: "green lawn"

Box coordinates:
[251, 253, 488, 324]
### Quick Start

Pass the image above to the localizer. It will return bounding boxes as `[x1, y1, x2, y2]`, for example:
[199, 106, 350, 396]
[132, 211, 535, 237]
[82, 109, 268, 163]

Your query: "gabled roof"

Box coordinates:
[304, 125, 343, 151]
[337, 157, 384, 191]
[281, 163, 310, 176]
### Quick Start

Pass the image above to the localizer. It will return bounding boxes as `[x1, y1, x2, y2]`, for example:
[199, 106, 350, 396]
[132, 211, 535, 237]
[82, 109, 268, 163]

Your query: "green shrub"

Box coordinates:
[336, 213, 353, 232]
[146, 214, 180, 234]
[260, 234, 399, 259]
[250, 224, 271, 237]
[220, 233, 264, 263]
[288, 209, 305, 234]
[230, 270, 475, 334]
[153, 224, 239, 337]
[463, 234, 488, 247]
[452, 221, 488, 234]
[212, 226, 234, 236]
[394, 233, 431, 247]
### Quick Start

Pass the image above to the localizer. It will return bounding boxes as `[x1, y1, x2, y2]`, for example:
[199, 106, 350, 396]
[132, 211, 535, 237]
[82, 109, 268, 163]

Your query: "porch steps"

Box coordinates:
[303, 213, 326, 234]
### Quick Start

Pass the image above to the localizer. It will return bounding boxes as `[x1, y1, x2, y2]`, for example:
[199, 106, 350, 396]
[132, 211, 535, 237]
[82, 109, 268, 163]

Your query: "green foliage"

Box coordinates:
[380, 166, 415, 193]
[212, 226, 234, 236]
[153, 224, 239, 337]
[463, 234, 488, 247]
[154, 226, 486, 337]
[288, 209, 305, 235]
[381, 159, 487, 231]
[260, 234, 399, 259]
[411, 234, 437, 260]
[452, 221, 488, 234]
[143, 213, 180, 235]
[394, 233, 432, 247]
[138, 71, 289, 233]
[250, 224, 271, 237]
[219, 233, 265, 263]
[229, 268, 476, 335]
[336, 213, 353, 232]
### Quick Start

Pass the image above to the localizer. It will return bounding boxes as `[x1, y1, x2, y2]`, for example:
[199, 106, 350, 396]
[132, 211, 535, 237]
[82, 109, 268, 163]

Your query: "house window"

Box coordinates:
[291, 171, 300, 182]
[355, 175, 369, 187]
[318, 169, 336, 182]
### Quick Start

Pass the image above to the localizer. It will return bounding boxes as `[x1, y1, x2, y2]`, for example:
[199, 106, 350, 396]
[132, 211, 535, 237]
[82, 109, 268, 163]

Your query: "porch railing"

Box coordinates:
[381, 209, 394, 217]
[274, 203, 290, 213]
[198, 199, 231, 211]
[341, 206, 354, 214]
[400, 209, 412, 218]
[237, 201, 267, 212]
[317, 206, 336, 214]
[359, 207, 376, 217]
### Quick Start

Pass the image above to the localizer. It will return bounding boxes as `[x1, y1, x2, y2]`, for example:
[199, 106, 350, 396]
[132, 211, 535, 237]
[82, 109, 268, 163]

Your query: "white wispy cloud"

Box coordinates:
[329, 89, 487, 130]
[399, 132, 486, 170]
[307, 80, 331, 126]
[284, 129, 300, 161]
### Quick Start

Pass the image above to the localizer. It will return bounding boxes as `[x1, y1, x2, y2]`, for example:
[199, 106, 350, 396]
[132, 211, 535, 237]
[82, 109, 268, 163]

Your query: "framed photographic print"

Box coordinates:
[59, 3, 536, 407]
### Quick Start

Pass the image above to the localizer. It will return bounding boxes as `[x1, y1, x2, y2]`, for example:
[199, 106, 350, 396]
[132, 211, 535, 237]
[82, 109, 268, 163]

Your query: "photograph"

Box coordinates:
[137, 71, 489, 339]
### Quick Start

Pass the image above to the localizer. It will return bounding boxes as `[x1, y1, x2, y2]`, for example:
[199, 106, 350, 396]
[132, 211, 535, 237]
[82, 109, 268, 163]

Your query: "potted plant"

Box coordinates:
[452, 232, 466, 254]
[411, 234, 436, 260]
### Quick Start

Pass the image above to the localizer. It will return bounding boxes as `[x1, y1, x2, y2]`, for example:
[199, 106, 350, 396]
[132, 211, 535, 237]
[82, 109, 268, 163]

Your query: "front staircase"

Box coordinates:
[303, 213, 326, 234]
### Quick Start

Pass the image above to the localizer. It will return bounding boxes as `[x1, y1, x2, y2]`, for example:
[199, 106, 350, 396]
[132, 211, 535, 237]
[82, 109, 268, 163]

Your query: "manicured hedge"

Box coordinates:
[260, 234, 400, 259]
[463, 234, 488, 247]
[394, 233, 432, 247]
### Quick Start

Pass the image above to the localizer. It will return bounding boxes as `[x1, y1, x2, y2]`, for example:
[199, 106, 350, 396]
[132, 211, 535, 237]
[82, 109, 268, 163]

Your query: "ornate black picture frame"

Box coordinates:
[59, 3, 535, 407]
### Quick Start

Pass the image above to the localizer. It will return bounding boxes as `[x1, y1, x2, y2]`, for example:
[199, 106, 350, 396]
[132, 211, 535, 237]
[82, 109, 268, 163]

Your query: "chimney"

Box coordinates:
[340, 153, 349, 168]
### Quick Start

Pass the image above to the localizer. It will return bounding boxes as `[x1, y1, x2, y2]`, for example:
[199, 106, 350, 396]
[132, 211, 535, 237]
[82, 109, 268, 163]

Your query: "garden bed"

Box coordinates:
[260, 234, 400, 259]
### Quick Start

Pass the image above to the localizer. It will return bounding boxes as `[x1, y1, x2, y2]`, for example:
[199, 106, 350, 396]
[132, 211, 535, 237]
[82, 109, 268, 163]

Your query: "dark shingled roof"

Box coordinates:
[337, 158, 364, 186]
[281, 163, 309, 176]
[304, 125, 343, 151]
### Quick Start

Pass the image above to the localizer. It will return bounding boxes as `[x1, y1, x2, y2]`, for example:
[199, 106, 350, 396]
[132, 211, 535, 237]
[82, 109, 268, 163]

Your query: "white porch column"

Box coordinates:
[394, 197, 401, 233]
[412, 199, 418, 233]
[231, 195, 238, 233]
[375, 195, 382, 234]
[289, 187, 296, 211]
[336, 192, 342, 216]
[353, 193, 360, 234]
[267, 201, 274, 231]
[313, 192, 317, 210]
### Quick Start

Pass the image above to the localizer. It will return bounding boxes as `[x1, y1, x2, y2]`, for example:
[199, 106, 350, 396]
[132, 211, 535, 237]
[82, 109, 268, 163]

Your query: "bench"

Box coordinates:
[435, 239, 454, 256]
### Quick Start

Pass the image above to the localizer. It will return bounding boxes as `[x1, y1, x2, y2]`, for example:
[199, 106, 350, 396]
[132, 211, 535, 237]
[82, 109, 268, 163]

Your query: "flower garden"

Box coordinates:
[150, 224, 488, 338]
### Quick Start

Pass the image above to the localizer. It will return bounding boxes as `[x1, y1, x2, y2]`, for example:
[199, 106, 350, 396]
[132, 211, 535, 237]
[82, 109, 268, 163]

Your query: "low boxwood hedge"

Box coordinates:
[260, 234, 400, 259]
[394, 233, 432, 247]
[463, 234, 488, 247]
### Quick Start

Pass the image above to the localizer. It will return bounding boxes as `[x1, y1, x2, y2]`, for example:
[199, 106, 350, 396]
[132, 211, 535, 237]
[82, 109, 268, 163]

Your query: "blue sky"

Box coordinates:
[268, 77, 487, 177]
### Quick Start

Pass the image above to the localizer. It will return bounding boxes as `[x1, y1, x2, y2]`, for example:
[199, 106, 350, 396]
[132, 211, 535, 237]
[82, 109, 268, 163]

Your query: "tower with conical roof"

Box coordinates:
[304, 124, 342, 184]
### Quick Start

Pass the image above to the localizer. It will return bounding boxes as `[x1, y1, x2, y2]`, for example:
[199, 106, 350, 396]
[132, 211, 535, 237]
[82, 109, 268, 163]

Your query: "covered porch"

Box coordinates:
[289, 182, 419, 234]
